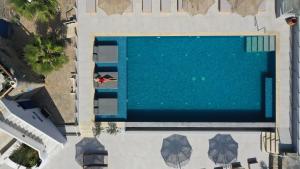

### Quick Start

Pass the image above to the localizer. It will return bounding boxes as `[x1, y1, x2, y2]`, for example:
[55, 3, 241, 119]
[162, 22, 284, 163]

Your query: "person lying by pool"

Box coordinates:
[94, 74, 117, 84]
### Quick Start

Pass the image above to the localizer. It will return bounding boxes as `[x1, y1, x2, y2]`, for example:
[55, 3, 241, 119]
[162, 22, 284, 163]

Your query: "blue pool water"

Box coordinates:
[94, 36, 276, 122]
[126, 36, 275, 122]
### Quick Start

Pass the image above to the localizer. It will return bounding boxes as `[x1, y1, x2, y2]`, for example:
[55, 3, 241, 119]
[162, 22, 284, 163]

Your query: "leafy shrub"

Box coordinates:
[24, 35, 68, 76]
[9, 144, 41, 168]
[9, 0, 59, 22]
[106, 122, 120, 135]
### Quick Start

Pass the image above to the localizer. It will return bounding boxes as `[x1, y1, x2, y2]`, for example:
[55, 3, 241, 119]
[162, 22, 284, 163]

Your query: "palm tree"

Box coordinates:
[24, 35, 68, 76]
[9, 0, 59, 22]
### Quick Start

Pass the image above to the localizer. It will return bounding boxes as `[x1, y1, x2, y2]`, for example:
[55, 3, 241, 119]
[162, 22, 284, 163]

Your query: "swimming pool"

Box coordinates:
[95, 36, 276, 122]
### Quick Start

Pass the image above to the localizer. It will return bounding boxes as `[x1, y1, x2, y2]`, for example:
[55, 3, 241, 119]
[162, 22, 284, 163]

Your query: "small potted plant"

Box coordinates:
[93, 121, 104, 137]
[106, 122, 120, 135]
[286, 17, 297, 26]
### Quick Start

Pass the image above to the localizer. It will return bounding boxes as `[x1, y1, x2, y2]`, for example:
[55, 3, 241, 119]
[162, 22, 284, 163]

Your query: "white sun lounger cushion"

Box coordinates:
[143, 0, 152, 13]
[161, 0, 172, 13]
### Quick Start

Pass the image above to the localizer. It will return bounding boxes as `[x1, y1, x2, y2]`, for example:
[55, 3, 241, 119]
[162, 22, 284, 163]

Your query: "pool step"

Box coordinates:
[246, 35, 276, 52]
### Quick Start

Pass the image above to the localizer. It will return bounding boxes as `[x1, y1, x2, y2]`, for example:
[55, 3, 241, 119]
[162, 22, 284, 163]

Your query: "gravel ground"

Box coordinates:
[0, 0, 77, 124]
[0, 0, 14, 20]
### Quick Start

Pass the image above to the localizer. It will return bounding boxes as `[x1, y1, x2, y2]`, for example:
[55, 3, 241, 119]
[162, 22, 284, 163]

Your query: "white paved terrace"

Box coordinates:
[44, 131, 269, 169]
[76, 0, 291, 144]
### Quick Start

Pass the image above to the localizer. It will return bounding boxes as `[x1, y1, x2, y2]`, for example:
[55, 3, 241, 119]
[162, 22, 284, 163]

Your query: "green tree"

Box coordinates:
[9, 144, 41, 168]
[9, 0, 58, 22]
[24, 35, 68, 76]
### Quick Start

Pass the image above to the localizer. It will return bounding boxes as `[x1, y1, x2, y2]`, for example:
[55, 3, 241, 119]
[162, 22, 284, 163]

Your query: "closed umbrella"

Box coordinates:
[182, 0, 215, 15]
[98, 0, 131, 15]
[208, 134, 238, 165]
[0, 74, 4, 91]
[161, 134, 192, 169]
[227, 0, 264, 17]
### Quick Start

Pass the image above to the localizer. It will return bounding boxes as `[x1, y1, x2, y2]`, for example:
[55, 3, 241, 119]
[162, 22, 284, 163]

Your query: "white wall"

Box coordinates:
[1, 99, 66, 146]
[291, 17, 300, 155]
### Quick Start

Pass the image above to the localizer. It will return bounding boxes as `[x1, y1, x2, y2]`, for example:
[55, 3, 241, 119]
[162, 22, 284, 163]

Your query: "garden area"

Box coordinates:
[8, 0, 69, 76]
[0, 0, 76, 124]
[9, 144, 41, 168]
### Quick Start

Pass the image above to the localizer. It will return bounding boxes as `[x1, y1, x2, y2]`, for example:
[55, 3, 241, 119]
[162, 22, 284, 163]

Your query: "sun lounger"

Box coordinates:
[93, 45, 118, 63]
[94, 98, 118, 115]
[65, 22, 77, 38]
[249, 163, 260, 169]
[94, 72, 118, 89]
[142, 0, 152, 13]
[83, 152, 108, 169]
[177, 0, 184, 12]
[248, 158, 259, 169]
[86, 0, 96, 13]
[84, 166, 107, 169]
[161, 0, 172, 13]
[231, 162, 242, 169]
[247, 157, 258, 164]
[214, 167, 224, 169]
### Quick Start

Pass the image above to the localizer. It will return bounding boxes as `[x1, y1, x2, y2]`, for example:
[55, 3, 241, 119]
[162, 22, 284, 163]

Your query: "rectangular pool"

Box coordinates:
[95, 36, 276, 122]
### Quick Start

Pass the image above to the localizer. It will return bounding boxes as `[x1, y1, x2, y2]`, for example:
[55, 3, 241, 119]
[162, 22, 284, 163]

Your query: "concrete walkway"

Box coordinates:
[44, 131, 269, 169]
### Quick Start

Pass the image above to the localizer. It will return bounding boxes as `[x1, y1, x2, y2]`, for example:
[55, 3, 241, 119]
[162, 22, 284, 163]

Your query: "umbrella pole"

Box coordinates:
[177, 153, 181, 169]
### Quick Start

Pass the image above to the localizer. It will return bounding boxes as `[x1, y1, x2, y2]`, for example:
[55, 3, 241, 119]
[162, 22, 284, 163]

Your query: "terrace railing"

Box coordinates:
[291, 17, 300, 155]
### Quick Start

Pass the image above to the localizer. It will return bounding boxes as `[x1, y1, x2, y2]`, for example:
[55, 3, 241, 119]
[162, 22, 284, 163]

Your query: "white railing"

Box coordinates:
[0, 120, 47, 160]
[291, 16, 300, 155]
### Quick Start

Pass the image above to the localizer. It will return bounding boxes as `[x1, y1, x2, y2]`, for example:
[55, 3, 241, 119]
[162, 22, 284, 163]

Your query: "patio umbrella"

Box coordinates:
[208, 134, 238, 165]
[161, 134, 192, 169]
[227, 0, 264, 17]
[182, 0, 215, 15]
[75, 137, 105, 166]
[98, 0, 132, 15]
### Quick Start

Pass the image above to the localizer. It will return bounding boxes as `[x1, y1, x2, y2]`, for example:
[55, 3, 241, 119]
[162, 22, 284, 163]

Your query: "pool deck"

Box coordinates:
[43, 131, 269, 169]
[76, 0, 291, 144]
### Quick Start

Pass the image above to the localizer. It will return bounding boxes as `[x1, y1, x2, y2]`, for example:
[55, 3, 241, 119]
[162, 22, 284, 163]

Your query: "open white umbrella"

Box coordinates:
[98, 0, 132, 15]
[182, 0, 215, 15]
[227, 0, 264, 17]
[208, 134, 238, 165]
[161, 134, 192, 169]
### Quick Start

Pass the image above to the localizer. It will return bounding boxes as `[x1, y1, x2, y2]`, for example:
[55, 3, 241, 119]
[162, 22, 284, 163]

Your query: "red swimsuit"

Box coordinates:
[97, 77, 108, 84]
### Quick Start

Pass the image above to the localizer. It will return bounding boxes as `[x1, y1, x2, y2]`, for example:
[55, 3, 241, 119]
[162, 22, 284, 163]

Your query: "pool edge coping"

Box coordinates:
[87, 32, 280, 128]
